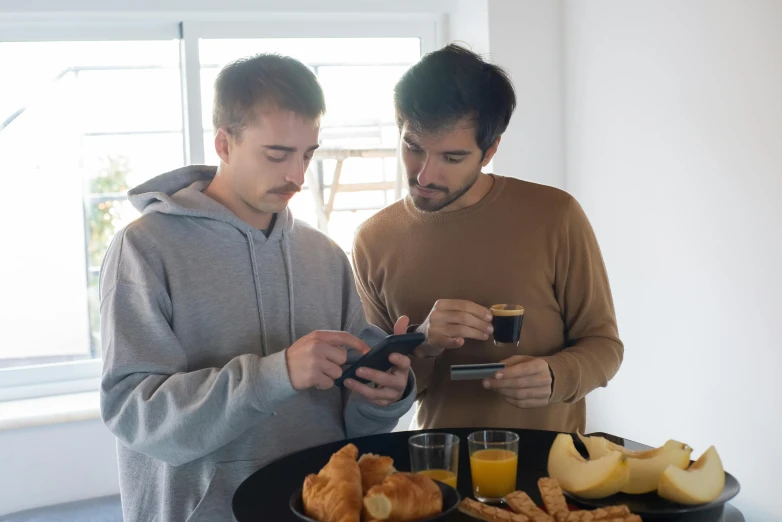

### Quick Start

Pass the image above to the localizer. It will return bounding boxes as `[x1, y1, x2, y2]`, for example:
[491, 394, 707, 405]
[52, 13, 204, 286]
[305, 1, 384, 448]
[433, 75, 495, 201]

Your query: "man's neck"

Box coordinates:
[439, 172, 495, 213]
[204, 174, 274, 230]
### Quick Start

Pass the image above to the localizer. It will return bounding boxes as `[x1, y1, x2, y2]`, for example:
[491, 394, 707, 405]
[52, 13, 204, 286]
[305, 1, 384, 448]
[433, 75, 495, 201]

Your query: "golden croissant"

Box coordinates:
[358, 453, 397, 494]
[303, 444, 362, 522]
[363, 472, 443, 521]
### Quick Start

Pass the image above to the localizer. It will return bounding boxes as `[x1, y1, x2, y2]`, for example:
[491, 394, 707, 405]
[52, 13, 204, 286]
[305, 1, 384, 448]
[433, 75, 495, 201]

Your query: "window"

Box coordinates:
[0, 40, 184, 381]
[0, 18, 438, 400]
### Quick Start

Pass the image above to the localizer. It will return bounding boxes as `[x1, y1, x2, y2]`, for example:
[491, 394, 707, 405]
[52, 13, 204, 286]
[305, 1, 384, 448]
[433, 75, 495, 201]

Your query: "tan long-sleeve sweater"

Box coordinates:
[352, 175, 623, 433]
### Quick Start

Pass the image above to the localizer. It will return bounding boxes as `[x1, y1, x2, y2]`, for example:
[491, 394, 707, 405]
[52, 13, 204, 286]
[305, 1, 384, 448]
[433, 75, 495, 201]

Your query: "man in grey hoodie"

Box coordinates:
[99, 54, 416, 522]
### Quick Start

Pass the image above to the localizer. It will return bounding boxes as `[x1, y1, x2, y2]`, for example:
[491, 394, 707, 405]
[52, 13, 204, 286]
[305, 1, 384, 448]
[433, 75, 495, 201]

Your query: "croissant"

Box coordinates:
[358, 453, 397, 494]
[363, 472, 443, 521]
[303, 444, 362, 522]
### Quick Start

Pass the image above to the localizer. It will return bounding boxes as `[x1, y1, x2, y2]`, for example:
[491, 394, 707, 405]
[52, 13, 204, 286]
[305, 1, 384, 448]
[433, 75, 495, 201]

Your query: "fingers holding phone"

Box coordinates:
[343, 352, 412, 406]
[285, 330, 370, 391]
[337, 333, 423, 405]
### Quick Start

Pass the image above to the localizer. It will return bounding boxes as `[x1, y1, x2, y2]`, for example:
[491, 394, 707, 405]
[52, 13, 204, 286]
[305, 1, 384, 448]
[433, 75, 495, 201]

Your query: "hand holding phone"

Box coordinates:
[334, 332, 425, 388]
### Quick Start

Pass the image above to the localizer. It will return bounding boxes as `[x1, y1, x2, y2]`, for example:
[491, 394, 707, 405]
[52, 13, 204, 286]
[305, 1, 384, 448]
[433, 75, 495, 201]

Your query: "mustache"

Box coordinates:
[408, 179, 449, 193]
[268, 183, 302, 194]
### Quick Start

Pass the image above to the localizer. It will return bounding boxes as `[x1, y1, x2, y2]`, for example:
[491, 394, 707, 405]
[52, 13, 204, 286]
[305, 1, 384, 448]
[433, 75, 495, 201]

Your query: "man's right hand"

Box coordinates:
[414, 299, 493, 358]
[286, 331, 370, 391]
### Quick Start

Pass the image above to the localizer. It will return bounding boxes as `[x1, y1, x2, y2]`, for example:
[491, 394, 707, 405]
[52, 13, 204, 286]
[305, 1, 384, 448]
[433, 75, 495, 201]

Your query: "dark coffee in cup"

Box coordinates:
[491, 305, 524, 346]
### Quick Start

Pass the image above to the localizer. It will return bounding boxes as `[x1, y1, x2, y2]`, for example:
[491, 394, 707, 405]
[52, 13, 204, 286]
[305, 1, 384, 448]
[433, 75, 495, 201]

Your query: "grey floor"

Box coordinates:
[0, 496, 122, 522]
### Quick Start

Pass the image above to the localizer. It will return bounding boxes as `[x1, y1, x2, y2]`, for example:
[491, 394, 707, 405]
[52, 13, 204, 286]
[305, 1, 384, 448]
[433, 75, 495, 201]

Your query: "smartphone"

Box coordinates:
[334, 332, 425, 388]
[450, 363, 506, 381]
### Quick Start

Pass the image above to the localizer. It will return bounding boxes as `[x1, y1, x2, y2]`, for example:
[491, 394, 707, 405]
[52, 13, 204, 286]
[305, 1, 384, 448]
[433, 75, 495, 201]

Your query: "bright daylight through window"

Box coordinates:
[0, 40, 184, 370]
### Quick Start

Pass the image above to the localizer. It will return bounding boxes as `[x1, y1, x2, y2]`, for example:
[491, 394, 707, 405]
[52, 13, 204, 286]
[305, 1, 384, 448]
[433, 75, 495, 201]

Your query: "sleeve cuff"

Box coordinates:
[252, 350, 298, 414]
[541, 353, 575, 405]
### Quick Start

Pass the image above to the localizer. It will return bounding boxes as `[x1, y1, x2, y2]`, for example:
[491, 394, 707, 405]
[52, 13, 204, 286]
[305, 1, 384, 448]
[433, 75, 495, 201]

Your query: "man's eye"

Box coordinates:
[407, 144, 424, 154]
[266, 155, 287, 163]
[445, 155, 463, 164]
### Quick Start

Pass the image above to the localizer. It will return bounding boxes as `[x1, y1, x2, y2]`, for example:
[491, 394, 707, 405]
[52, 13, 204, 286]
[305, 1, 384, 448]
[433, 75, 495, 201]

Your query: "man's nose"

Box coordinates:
[285, 156, 307, 186]
[416, 156, 437, 187]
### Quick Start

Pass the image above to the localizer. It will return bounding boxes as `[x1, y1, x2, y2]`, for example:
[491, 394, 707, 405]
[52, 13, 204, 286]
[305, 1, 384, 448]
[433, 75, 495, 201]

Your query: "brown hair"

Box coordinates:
[212, 53, 326, 137]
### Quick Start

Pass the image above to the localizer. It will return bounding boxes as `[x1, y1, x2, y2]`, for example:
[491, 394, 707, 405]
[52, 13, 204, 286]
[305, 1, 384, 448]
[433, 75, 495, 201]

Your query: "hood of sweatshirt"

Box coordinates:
[128, 165, 297, 354]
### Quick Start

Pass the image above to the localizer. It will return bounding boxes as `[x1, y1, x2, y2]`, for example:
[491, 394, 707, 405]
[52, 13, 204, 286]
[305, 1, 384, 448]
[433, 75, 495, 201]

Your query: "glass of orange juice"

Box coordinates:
[468, 430, 519, 503]
[408, 433, 459, 488]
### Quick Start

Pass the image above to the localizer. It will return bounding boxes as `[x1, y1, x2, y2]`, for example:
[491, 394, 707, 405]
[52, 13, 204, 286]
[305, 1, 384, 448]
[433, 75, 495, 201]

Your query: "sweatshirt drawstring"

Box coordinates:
[282, 230, 297, 343]
[246, 231, 269, 356]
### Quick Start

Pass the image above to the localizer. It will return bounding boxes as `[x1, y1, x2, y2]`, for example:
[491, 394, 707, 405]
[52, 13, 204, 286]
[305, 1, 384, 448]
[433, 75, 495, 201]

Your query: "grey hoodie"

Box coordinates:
[99, 166, 415, 522]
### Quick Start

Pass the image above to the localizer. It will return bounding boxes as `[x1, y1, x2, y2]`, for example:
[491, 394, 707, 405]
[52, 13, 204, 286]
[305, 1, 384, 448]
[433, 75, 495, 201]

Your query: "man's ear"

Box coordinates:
[215, 128, 233, 165]
[481, 136, 502, 167]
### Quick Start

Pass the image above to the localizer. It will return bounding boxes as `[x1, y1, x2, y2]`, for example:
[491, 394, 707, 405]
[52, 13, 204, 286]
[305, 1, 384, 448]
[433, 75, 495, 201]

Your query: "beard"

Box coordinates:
[408, 169, 481, 212]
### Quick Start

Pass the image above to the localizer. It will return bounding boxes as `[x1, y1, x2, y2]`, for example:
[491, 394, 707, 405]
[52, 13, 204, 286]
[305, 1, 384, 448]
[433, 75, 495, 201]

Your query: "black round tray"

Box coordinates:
[232, 428, 744, 522]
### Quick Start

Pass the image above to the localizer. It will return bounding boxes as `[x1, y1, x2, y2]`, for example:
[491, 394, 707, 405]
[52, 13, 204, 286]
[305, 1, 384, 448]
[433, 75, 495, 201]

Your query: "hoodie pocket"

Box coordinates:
[186, 459, 264, 522]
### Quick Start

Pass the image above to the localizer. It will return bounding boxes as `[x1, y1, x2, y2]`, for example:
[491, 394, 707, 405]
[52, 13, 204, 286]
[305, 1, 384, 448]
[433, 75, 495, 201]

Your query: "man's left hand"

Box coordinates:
[483, 355, 552, 409]
[343, 316, 412, 406]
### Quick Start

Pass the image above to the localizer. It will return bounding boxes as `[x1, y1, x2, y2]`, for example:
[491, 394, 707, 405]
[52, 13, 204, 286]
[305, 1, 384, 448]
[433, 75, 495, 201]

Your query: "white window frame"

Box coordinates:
[0, 14, 443, 402]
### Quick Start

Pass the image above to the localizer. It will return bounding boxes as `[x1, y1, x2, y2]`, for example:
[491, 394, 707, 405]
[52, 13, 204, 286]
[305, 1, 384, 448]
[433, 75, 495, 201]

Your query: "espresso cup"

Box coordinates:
[490, 304, 524, 347]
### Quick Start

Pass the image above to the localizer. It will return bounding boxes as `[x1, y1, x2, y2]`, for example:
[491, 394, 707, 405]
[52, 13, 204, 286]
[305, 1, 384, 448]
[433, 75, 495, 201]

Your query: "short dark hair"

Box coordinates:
[213, 54, 326, 137]
[394, 44, 516, 155]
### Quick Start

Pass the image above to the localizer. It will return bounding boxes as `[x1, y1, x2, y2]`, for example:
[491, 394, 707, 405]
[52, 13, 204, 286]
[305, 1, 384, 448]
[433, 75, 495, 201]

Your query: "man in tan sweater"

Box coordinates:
[352, 44, 623, 433]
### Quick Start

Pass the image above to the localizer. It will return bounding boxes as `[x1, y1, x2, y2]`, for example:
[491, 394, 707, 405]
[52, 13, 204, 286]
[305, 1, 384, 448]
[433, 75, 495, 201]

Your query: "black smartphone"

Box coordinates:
[334, 332, 425, 388]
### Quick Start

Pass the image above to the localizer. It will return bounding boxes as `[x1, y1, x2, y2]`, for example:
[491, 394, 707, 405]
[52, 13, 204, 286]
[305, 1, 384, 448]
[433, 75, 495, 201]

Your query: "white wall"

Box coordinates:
[487, 0, 565, 189]
[446, 0, 489, 56]
[0, 420, 119, 515]
[564, 1, 782, 520]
